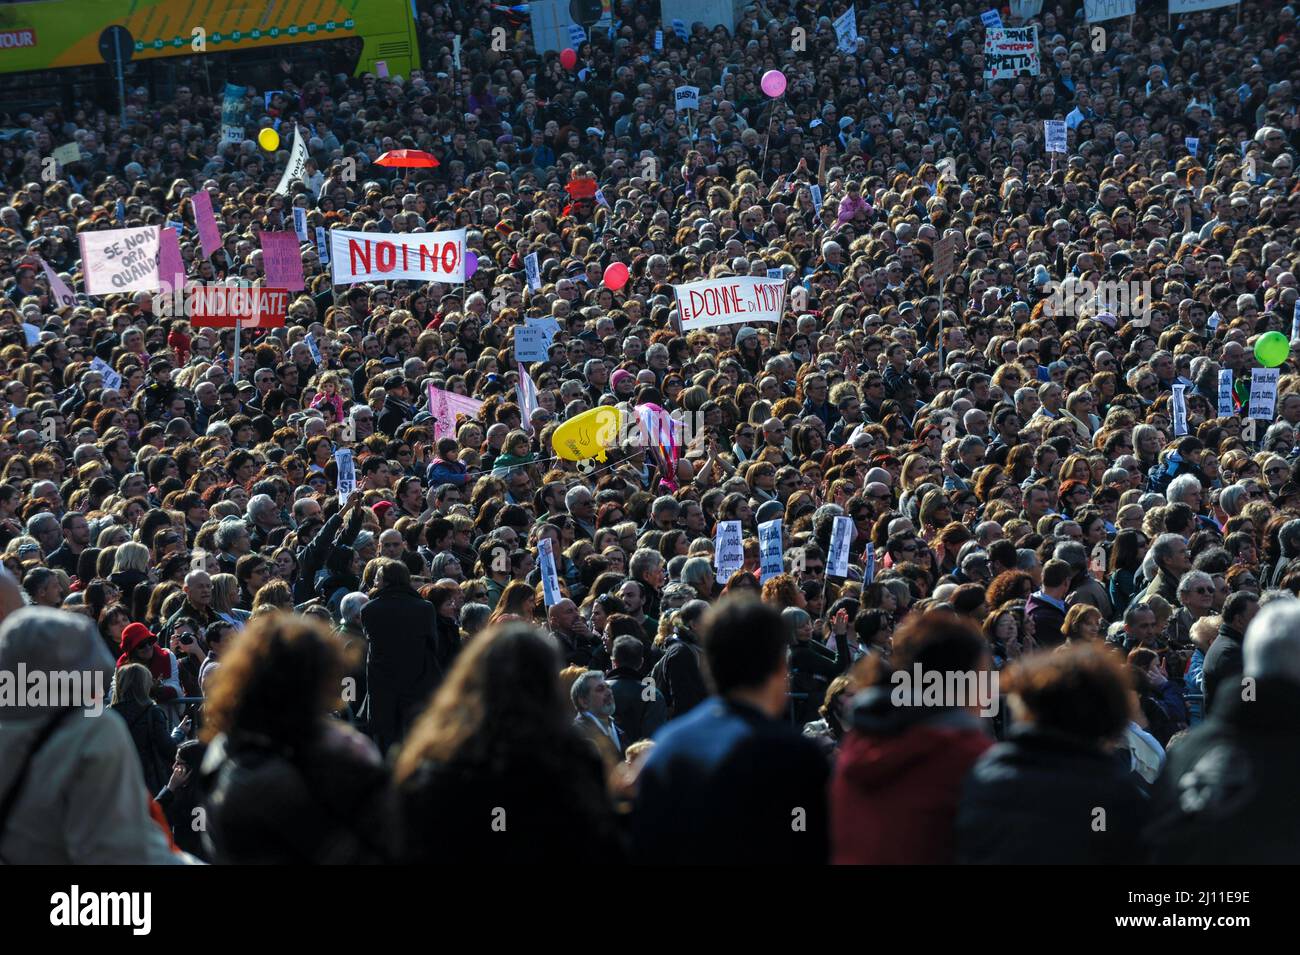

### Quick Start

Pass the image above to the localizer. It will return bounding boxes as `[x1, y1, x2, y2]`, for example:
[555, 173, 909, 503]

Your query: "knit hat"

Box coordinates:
[610, 369, 635, 391]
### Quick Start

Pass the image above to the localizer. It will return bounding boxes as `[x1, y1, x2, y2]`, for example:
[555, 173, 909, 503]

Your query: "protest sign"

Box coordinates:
[186, 285, 289, 328]
[525, 251, 541, 290]
[515, 324, 550, 362]
[293, 207, 309, 241]
[191, 189, 223, 259]
[758, 519, 784, 583]
[654, 29, 663, 50]
[329, 228, 466, 285]
[810, 184, 823, 215]
[674, 86, 700, 111]
[91, 357, 122, 392]
[1010, 0, 1044, 16]
[38, 256, 76, 309]
[1044, 120, 1067, 153]
[827, 516, 854, 578]
[1172, 384, 1188, 437]
[52, 142, 81, 166]
[427, 385, 484, 442]
[1250, 367, 1279, 420]
[538, 537, 562, 607]
[1185, 136, 1200, 156]
[1085, 0, 1136, 21]
[981, 9, 1004, 28]
[863, 544, 876, 584]
[274, 126, 308, 196]
[984, 27, 1040, 79]
[335, 449, 356, 505]
[1218, 369, 1235, 417]
[1169, 0, 1236, 12]
[673, 276, 786, 331]
[157, 226, 185, 292]
[933, 236, 956, 282]
[671, 18, 688, 40]
[315, 226, 330, 265]
[714, 520, 744, 584]
[834, 6, 859, 53]
[78, 226, 160, 295]
[220, 83, 245, 144]
[260, 231, 306, 291]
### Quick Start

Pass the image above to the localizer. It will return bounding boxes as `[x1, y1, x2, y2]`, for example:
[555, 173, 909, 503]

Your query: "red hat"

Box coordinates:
[372, 501, 394, 519]
[119, 622, 156, 654]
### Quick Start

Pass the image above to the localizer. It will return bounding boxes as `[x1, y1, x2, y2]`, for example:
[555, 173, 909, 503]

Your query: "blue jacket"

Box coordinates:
[631, 697, 829, 864]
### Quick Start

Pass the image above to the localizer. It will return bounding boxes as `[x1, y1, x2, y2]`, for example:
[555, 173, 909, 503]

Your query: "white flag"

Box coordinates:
[516, 361, 540, 433]
[274, 125, 309, 196]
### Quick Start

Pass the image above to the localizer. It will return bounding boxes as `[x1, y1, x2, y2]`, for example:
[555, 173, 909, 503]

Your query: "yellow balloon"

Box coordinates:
[258, 127, 280, 152]
[552, 407, 624, 463]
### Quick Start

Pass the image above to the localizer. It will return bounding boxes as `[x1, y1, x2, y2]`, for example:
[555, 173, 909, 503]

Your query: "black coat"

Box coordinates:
[1146, 678, 1300, 864]
[651, 636, 709, 719]
[361, 585, 442, 753]
[112, 700, 177, 796]
[789, 632, 852, 725]
[955, 726, 1149, 864]
[607, 666, 667, 745]
[1201, 624, 1245, 716]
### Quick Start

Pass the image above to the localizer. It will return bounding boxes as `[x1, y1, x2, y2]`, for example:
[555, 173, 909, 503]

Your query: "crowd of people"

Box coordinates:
[1, 0, 1299, 865]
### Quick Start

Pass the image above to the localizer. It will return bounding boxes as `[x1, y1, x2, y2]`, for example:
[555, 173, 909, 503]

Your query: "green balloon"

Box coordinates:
[1255, 331, 1290, 368]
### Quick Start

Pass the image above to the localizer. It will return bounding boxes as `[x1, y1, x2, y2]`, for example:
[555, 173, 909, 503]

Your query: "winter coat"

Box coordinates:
[607, 665, 667, 745]
[832, 687, 993, 864]
[1201, 623, 1245, 716]
[111, 699, 180, 796]
[361, 584, 442, 753]
[955, 726, 1149, 864]
[1025, 592, 1067, 648]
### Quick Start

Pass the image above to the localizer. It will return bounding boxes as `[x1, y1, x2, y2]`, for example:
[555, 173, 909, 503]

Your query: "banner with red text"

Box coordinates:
[329, 228, 467, 285]
[673, 275, 787, 331]
[186, 285, 290, 328]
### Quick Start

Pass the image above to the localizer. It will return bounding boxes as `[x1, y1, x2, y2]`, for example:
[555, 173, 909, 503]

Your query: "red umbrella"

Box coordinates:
[375, 149, 440, 168]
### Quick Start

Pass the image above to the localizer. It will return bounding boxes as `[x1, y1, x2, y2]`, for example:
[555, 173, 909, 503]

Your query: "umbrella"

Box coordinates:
[374, 149, 440, 168]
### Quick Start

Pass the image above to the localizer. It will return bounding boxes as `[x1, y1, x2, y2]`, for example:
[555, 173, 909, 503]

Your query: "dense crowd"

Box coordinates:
[0, 0, 1299, 865]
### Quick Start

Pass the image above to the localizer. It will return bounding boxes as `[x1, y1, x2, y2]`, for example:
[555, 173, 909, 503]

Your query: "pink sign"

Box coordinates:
[157, 226, 185, 292]
[427, 384, 483, 442]
[260, 230, 305, 291]
[191, 189, 222, 259]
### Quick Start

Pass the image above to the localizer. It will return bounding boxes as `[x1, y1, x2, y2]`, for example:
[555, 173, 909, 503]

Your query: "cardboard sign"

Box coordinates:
[1044, 119, 1068, 153]
[827, 515, 854, 578]
[514, 324, 550, 362]
[984, 26, 1040, 79]
[78, 226, 161, 295]
[273, 125, 309, 196]
[1086, 0, 1135, 17]
[1250, 367, 1279, 420]
[524, 251, 541, 290]
[758, 518, 783, 583]
[981, 9, 1004, 28]
[38, 256, 76, 309]
[1184, 136, 1200, 156]
[91, 357, 122, 392]
[933, 236, 956, 282]
[863, 543, 876, 584]
[329, 228, 466, 284]
[52, 142, 81, 166]
[713, 520, 744, 584]
[260, 231, 306, 291]
[673, 276, 787, 331]
[157, 226, 185, 293]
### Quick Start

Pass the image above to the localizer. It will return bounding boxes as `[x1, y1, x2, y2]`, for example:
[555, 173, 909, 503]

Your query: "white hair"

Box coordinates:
[1243, 599, 1300, 683]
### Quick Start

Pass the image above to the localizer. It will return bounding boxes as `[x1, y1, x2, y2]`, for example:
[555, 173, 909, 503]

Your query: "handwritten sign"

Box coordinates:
[1044, 119, 1067, 154]
[335, 449, 356, 505]
[834, 6, 859, 52]
[260, 231, 305, 291]
[78, 226, 161, 295]
[758, 518, 783, 583]
[515, 324, 550, 362]
[1250, 367, 1279, 421]
[293, 206, 309, 241]
[673, 276, 786, 331]
[1084, 0, 1135, 21]
[984, 26, 1040, 79]
[315, 225, 330, 265]
[52, 142, 81, 166]
[91, 357, 122, 392]
[714, 520, 744, 584]
[157, 226, 185, 292]
[1218, 369, 1235, 417]
[329, 228, 466, 284]
[827, 516, 854, 578]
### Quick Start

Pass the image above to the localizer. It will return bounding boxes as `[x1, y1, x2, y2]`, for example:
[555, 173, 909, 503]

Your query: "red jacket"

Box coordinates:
[831, 693, 992, 864]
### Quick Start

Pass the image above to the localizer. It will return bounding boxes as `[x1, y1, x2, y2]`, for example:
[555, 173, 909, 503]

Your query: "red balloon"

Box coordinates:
[560, 48, 577, 70]
[604, 262, 629, 290]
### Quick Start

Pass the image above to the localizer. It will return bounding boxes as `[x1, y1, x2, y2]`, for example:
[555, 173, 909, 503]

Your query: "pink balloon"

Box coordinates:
[604, 262, 629, 291]
[760, 70, 787, 98]
[560, 48, 577, 70]
[465, 250, 478, 278]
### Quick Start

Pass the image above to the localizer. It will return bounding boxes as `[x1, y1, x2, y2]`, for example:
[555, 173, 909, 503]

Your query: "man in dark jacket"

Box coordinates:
[376, 375, 415, 436]
[293, 495, 364, 605]
[1146, 602, 1300, 863]
[360, 559, 442, 754]
[632, 598, 829, 864]
[1024, 558, 1071, 647]
[607, 636, 666, 745]
[1201, 590, 1257, 714]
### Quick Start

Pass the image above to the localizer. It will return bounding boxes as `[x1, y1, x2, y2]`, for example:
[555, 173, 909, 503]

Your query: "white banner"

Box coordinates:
[273, 126, 308, 197]
[1044, 119, 1067, 153]
[674, 85, 700, 111]
[538, 537, 561, 607]
[1250, 367, 1279, 421]
[827, 515, 854, 578]
[758, 518, 783, 583]
[714, 520, 744, 584]
[1217, 369, 1234, 417]
[984, 26, 1040, 79]
[525, 251, 541, 291]
[1169, 0, 1236, 12]
[335, 448, 356, 505]
[1010, 0, 1044, 16]
[1085, 0, 1136, 22]
[674, 275, 786, 331]
[329, 228, 467, 285]
[78, 226, 161, 295]
[834, 6, 859, 53]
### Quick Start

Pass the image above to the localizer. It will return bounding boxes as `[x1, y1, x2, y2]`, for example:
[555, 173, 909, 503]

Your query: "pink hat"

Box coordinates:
[610, 369, 634, 391]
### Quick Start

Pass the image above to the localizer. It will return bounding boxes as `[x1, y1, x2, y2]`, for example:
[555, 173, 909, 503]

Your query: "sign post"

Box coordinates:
[99, 25, 134, 128]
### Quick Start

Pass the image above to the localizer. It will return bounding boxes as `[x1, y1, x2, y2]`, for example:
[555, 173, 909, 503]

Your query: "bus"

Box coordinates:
[0, 0, 421, 109]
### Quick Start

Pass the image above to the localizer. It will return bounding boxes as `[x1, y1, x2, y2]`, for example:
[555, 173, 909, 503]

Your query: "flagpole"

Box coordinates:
[233, 316, 241, 383]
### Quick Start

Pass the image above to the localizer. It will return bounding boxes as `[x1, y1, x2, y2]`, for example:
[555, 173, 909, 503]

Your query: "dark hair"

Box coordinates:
[1005, 645, 1130, 742]
[891, 610, 988, 675]
[701, 597, 790, 695]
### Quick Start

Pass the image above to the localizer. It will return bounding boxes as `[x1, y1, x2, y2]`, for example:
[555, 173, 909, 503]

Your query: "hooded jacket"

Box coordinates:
[831, 686, 992, 864]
